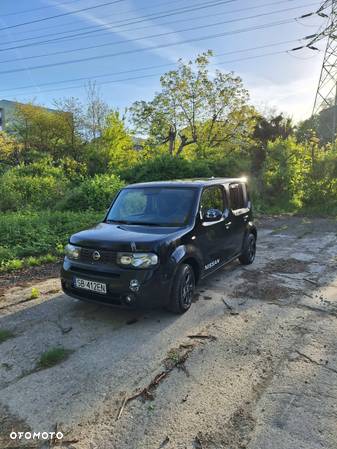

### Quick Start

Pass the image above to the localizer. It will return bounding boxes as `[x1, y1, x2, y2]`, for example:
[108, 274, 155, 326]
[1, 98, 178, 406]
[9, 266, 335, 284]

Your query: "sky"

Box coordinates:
[0, 0, 328, 122]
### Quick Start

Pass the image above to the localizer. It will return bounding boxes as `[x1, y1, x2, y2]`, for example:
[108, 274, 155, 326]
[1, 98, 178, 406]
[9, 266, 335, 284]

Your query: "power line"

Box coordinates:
[0, 0, 311, 50]
[0, 18, 297, 76]
[0, 0, 125, 32]
[0, 0, 236, 51]
[0, 3, 314, 63]
[9, 0, 201, 37]
[7, 49, 307, 98]
[1, 0, 85, 18]
[0, 39, 298, 93]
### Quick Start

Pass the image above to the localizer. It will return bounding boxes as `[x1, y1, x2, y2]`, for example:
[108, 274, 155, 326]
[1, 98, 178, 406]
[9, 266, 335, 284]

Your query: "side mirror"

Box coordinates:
[203, 208, 223, 222]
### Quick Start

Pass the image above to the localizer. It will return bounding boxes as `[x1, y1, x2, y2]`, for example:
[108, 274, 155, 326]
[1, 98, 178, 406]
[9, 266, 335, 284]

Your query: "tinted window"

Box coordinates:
[106, 187, 197, 226]
[200, 186, 224, 216]
[229, 183, 246, 211]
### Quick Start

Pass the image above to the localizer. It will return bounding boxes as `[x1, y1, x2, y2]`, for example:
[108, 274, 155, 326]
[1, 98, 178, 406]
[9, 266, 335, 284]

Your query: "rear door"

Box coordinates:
[228, 182, 250, 254]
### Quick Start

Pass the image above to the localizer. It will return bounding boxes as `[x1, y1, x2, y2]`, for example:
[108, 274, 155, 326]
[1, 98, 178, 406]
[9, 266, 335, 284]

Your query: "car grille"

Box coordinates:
[80, 248, 117, 265]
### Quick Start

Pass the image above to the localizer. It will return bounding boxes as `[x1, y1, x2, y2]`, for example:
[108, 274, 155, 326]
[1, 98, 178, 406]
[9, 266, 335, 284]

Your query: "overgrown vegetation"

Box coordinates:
[1, 53, 337, 273]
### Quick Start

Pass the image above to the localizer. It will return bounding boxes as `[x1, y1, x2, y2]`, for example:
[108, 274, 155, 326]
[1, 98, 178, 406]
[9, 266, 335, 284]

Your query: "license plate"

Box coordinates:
[74, 277, 107, 294]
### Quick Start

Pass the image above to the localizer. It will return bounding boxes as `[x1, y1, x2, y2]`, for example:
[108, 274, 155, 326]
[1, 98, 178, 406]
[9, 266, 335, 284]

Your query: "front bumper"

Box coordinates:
[61, 259, 172, 309]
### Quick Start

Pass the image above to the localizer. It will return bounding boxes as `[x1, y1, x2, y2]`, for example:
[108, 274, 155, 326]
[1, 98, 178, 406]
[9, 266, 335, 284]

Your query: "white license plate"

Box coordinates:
[74, 278, 107, 294]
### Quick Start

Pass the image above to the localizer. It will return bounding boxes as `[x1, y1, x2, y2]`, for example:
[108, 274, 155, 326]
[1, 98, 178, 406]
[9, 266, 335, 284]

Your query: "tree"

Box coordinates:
[251, 113, 294, 175]
[85, 110, 136, 174]
[12, 102, 72, 160]
[53, 97, 85, 159]
[131, 52, 250, 156]
[0, 131, 23, 169]
[297, 105, 336, 145]
[85, 82, 110, 141]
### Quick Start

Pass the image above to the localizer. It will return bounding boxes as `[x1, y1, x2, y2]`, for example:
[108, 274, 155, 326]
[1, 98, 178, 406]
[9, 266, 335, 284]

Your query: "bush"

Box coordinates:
[0, 158, 70, 211]
[0, 210, 103, 268]
[56, 173, 125, 211]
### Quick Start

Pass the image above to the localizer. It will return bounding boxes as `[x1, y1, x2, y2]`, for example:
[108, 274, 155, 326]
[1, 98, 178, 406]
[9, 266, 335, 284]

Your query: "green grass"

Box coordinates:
[0, 210, 103, 273]
[0, 329, 15, 343]
[38, 347, 71, 369]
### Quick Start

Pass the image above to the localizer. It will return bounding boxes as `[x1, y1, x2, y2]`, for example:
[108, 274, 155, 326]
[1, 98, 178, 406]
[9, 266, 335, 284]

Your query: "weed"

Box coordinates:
[38, 347, 71, 369]
[0, 329, 15, 343]
[27, 256, 39, 267]
[30, 288, 40, 299]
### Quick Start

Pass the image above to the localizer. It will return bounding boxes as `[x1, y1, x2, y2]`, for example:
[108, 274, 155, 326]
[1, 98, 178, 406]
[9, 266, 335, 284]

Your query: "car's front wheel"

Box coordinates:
[239, 233, 256, 265]
[167, 263, 195, 314]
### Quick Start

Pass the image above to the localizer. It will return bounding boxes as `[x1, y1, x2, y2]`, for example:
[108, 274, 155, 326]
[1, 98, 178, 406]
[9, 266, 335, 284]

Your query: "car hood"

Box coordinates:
[70, 222, 188, 252]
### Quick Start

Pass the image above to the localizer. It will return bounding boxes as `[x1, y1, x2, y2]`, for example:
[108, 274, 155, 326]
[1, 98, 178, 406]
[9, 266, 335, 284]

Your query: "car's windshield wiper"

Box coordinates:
[106, 219, 131, 224]
[127, 222, 166, 227]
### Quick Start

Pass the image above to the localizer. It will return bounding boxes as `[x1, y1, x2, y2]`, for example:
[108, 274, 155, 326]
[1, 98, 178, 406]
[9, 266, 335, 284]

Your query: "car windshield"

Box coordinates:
[106, 187, 198, 227]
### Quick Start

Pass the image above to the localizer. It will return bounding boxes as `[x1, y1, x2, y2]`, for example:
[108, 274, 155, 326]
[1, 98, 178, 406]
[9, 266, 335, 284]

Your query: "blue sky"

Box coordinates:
[0, 0, 327, 121]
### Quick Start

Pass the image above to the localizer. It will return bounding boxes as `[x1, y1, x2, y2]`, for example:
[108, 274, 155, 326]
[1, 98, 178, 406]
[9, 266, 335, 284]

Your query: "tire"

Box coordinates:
[239, 233, 256, 265]
[167, 264, 195, 314]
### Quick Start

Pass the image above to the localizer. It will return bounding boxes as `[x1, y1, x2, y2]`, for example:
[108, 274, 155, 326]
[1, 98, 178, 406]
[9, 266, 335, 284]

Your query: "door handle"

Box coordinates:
[225, 221, 232, 229]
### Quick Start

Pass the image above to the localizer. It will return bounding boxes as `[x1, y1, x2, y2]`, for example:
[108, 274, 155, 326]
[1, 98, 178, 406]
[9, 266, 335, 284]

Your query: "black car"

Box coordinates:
[61, 178, 257, 314]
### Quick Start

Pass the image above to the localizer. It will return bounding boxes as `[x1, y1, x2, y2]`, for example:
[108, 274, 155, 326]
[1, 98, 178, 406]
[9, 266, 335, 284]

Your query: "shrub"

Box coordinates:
[0, 158, 70, 211]
[0, 210, 103, 267]
[56, 173, 125, 211]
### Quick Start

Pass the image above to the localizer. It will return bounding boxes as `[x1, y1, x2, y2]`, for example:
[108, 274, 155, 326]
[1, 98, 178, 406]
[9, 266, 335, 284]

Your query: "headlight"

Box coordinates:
[117, 252, 158, 268]
[65, 244, 80, 260]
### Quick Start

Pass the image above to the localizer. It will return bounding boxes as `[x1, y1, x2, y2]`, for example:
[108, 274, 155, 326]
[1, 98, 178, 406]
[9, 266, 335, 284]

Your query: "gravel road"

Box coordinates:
[0, 216, 337, 449]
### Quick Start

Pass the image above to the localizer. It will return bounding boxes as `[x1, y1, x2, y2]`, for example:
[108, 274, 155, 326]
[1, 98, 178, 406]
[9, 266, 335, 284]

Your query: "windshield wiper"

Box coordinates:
[128, 222, 165, 227]
[106, 219, 131, 224]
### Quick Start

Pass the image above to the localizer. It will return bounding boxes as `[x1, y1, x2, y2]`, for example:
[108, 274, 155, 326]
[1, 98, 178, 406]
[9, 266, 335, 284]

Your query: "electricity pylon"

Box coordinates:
[312, 0, 337, 141]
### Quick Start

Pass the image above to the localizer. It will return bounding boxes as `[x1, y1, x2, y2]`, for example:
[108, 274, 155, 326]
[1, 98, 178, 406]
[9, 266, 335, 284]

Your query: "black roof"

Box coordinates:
[126, 178, 246, 189]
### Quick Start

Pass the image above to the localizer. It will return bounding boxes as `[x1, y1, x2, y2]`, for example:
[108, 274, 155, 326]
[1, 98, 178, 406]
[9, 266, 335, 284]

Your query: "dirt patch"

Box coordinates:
[0, 405, 32, 449]
[267, 258, 309, 274]
[195, 408, 255, 449]
[232, 280, 296, 302]
[0, 263, 61, 297]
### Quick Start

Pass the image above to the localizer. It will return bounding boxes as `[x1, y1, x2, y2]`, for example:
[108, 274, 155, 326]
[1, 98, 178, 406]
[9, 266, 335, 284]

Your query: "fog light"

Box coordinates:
[125, 294, 134, 304]
[129, 279, 140, 292]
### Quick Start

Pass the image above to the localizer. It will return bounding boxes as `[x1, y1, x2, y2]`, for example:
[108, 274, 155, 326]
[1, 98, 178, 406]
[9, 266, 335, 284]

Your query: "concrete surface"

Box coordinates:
[0, 216, 336, 449]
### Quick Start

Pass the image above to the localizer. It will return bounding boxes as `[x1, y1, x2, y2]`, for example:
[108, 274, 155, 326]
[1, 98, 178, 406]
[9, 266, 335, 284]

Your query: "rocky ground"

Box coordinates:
[0, 216, 337, 449]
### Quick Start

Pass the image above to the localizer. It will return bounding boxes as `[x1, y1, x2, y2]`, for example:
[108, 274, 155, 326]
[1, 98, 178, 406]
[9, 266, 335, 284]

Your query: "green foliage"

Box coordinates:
[119, 153, 250, 184]
[0, 329, 15, 343]
[38, 347, 71, 369]
[261, 138, 310, 210]
[30, 288, 40, 299]
[0, 210, 102, 270]
[0, 157, 70, 211]
[56, 173, 124, 211]
[131, 51, 252, 156]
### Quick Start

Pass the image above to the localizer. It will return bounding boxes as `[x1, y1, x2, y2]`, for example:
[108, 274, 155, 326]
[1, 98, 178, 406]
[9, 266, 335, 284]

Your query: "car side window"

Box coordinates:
[200, 186, 224, 217]
[229, 183, 247, 212]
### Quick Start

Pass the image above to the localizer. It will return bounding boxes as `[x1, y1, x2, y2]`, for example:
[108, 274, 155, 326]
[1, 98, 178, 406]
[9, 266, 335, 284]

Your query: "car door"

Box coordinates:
[198, 185, 227, 273]
[228, 182, 250, 254]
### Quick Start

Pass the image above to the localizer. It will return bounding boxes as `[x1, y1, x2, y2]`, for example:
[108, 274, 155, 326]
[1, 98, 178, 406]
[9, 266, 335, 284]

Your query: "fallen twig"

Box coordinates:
[116, 393, 128, 421]
[222, 298, 233, 310]
[303, 278, 318, 286]
[187, 334, 217, 341]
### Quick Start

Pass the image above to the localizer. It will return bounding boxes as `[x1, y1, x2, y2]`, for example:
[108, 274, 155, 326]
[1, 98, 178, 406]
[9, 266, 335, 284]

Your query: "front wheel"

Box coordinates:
[167, 264, 195, 314]
[239, 233, 256, 265]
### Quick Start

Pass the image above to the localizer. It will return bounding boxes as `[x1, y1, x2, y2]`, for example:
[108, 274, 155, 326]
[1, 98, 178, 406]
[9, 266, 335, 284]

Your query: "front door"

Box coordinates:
[198, 185, 228, 274]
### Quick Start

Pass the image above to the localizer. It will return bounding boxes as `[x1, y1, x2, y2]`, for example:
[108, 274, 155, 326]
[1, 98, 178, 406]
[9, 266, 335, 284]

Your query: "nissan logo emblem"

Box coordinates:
[92, 250, 101, 261]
